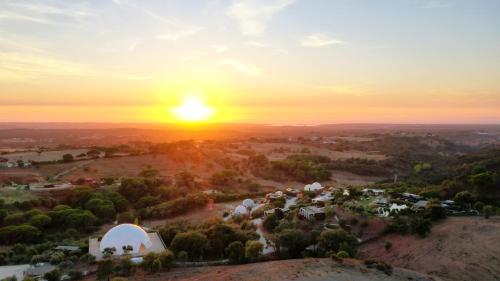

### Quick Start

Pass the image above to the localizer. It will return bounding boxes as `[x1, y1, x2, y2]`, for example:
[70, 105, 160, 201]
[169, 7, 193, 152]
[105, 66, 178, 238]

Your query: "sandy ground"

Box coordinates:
[358, 217, 500, 281]
[117, 258, 438, 281]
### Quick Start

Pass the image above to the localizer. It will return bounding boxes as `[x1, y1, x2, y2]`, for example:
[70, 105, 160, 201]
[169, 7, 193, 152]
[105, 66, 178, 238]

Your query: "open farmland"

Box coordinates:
[246, 142, 387, 161]
[1, 149, 89, 162]
[0, 189, 39, 204]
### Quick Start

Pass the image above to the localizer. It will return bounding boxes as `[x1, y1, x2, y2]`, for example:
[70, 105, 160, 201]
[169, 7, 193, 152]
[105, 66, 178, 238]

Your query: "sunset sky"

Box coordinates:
[0, 0, 499, 124]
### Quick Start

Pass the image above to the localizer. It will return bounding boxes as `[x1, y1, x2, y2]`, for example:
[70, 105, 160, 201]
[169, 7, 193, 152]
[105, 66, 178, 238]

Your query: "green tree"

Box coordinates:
[318, 229, 358, 257]
[206, 223, 247, 258]
[245, 240, 263, 262]
[410, 216, 432, 237]
[169, 231, 209, 261]
[44, 269, 62, 281]
[263, 214, 279, 232]
[97, 259, 114, 281]
[279, 229, 306, 258]
[225, 241, 245, 264]
[29, 214, 52, 229]
[159, 250, 175, 271]
[453, 191, 475, 206]
[68, 270, 83, 280]
[427, 199, 447, 221]
[336, 250, 350, 258]
[483, 205, 494, 219]
[141, 252, 159, 273]
[117, 257, 134, 276]
[0, 224, 41, 244]
[151, 258, 162, 273]
[474, 201, 485, 211]
[62, 154, 74, 163]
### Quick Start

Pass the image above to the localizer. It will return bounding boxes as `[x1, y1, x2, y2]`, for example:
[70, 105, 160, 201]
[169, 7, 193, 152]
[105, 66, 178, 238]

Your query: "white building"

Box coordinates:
[362, 188, 385, 196]
[242, 198, 255, 209]
[89, 224, 166, 260]
[234, 205, 249, 216]
[299, 206, 326, 221]
[304, 182, 323, 192]
[312, 192, 334, 205]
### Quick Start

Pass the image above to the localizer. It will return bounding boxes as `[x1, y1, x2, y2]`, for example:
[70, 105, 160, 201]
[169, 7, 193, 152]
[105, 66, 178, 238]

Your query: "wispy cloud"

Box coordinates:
[212, 44, 228, 53]
[300, 33, 345, 47]
[247, 40, 266, 47]
[0, 1, 94, 25]
[0, 51, 153, 83]
[221, 59, 261, 76]
[227, 0, 294, 35]
[155, 26, 203, 41]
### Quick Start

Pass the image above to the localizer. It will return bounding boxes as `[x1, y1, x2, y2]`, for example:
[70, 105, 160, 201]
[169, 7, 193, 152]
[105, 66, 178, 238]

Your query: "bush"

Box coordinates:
[483, 205, 494, 219]
[44, 269, 62, 281]
[384, 240, 392, 251]
[68, 270, 83, 280]
[336, 250, 350, 258]
[474, 201, 484, 211]
[159, 250, 174, 271]
[245, 241, 263, 262]
[169, 231, 209, 261]
[318, 229, 358, 258]
[278, 229, 306, 258]
[263, 214, 279, 232]
[410, 216, 432, 237]
[29, 214, 52, 229]
[0, 224, 41, 244]
[225, 241, 245, 264]
[97, 259, 114, 281]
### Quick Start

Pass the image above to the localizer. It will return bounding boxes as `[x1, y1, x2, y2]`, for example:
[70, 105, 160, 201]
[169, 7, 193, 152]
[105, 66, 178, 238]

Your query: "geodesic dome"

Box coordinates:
[99, 224, 152, 256]
[304, 182, 323, 192]
[234, 205, 248, 216]
[242, 199, 255, 209]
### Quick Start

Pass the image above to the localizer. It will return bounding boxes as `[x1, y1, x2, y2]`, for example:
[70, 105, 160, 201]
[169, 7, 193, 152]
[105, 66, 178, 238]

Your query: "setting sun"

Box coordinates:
[172, 96, 214, 122]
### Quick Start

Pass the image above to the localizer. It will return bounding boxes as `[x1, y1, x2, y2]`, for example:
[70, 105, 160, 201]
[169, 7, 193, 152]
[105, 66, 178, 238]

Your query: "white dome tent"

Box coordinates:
[304, 182, 323, 192]
[234, 205, 249, 216]
[99, 224, 152, 256]
[242, 198, 255, 209]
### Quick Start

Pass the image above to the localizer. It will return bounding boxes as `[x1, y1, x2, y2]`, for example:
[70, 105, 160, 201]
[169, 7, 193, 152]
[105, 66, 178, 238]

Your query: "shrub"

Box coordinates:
[318, 229, 358, 258]
[29, 214, 52, 229]
[245, 240, 263, 262]
[278, 229, 306, 258]
[169, 231, 209, 261]
[97, 259, 114, 281]
[336, 250, 350, 258]
[263, 214, 279, 232]
[159, 250, 174, 271]
[384, 241, 392, 251]
[0, 224, 41, 244]
[44, 269, 62, 281]
[225, 241, 245, 264]
[68, 270, 83, 280]
[483, 205, 494, 219]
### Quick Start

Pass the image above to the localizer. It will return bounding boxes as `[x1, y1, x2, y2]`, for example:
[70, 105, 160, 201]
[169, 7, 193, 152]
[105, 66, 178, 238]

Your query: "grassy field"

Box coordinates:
[246, 142, 386, 161]
[2, 149, 89, 162]
[0, 188, 39, 204]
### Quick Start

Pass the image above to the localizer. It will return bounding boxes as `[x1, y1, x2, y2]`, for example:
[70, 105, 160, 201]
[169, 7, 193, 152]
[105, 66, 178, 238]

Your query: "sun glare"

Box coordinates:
[172, 96, 214, 122]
